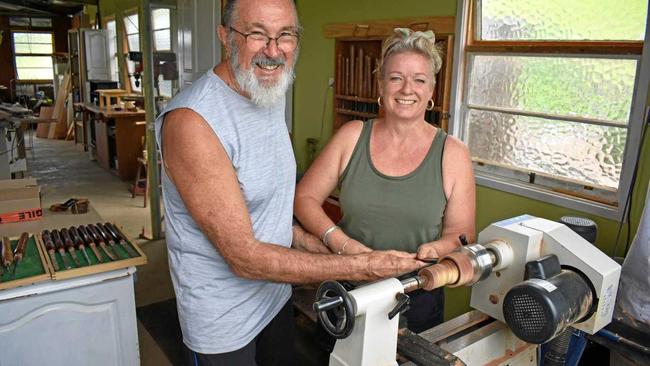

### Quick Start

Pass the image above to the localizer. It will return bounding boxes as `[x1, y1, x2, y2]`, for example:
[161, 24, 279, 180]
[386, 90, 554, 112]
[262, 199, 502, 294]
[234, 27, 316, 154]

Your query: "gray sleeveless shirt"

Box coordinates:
[154, 69, 295, 353]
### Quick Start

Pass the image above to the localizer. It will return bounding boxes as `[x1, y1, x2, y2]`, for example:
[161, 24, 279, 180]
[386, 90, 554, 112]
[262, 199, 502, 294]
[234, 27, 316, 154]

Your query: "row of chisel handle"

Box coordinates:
[1, 232, 30, 279]
[41, 223, 138, 271]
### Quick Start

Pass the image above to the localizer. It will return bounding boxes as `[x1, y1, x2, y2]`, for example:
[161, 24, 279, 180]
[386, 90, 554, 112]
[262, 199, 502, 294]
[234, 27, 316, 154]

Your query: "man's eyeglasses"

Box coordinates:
[229, 26, 299, 52]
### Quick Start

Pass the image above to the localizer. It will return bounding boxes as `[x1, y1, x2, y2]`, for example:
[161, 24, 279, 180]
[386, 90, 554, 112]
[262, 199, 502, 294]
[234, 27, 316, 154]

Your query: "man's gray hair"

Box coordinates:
[222, 0, 238, 28]
[222, 0, 300, 29]
[377, 28, 443, 85]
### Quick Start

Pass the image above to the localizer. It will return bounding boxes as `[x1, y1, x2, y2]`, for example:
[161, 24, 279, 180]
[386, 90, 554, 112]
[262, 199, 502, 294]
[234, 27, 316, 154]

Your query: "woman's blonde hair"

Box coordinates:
[377, 28, 443, 84]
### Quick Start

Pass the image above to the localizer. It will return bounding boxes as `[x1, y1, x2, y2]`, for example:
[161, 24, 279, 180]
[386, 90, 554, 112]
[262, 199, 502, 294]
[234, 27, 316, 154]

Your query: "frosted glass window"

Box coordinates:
[457, 0, 649, 211]
[153, 9, 170, 30]
[467, 110, 626, 189]
[154, 30, 171, 51]
[106, 20, 119, 82]
[124, 13, 140, 52]
[467, 55, 637, 123]
[124, 14, 139, 35]
[479, 0, 648, 41]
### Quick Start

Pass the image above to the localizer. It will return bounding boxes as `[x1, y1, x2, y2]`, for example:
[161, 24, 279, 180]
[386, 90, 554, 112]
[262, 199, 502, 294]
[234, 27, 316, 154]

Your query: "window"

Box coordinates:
[152, 7, 174, 98]
[452, 0, 649, 218]
[106, 19, 119, 83]
[123, 13, 141, 92]
[152, 8, 171, 51]
[12, 32, 54, 80]
[9, 17, 51, 28]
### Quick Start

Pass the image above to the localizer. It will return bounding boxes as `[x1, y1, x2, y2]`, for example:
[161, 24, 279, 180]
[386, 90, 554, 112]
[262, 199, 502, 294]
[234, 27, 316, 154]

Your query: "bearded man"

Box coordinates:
[155, 0, 424, 364]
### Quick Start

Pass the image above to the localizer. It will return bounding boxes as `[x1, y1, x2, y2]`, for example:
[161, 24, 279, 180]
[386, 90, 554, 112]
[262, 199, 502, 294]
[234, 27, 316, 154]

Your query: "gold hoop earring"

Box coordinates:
[426, 99, 435, 111]
[377, 96, 383, 107]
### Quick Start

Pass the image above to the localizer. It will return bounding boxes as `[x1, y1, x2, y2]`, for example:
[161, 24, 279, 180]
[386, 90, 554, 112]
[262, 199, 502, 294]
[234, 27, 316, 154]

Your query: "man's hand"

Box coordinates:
[362, 250, 427, 279]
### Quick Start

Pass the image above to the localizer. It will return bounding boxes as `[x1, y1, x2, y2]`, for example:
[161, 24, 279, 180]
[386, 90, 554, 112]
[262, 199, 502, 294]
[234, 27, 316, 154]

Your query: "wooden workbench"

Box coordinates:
[75, 102, 146, 180]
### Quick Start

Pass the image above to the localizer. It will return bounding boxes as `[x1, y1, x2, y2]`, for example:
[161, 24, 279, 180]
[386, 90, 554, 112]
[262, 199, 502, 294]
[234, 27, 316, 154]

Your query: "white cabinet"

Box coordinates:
[0, 267, 140, 366]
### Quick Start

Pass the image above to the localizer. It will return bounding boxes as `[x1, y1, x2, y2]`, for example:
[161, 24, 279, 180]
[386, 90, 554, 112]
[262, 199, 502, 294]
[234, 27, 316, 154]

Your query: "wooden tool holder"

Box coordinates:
[334, 39, 383, 128]
[36, 223, 147, 281]
[0, 234, 53, 291]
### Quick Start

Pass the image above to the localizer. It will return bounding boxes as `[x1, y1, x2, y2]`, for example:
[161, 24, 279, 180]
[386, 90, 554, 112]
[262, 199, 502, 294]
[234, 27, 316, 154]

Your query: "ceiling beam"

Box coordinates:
[0, 0, 83, 15]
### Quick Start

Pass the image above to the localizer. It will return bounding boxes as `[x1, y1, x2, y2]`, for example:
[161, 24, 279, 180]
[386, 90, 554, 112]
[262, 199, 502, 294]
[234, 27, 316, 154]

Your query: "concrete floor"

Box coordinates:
[27, 136, 176, 365]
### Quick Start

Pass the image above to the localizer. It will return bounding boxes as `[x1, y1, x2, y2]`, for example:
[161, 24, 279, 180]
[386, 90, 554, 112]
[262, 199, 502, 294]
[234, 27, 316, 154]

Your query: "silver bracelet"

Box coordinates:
[337, 238, 351, 255]
[321, 225, 340, 247]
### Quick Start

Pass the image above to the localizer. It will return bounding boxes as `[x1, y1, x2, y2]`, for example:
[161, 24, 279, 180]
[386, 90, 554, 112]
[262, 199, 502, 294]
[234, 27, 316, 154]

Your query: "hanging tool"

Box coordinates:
[77, 225, 106, 263]
[86, 225, 117, 261]
[41, 230, 60, 271]
[3, 236, 14, 273]
[69, 226, 92, 266]
[60, 228, 81, 267]
[91, 224, 123, 259]
[101, 222, 139, 258]
[11, 232, 29, 277]
[51, 229, 73, 269]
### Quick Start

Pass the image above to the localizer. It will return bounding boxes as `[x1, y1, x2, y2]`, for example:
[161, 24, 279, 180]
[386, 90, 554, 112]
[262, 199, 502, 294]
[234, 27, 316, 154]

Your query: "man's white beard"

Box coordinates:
[230, 47, 296, 107]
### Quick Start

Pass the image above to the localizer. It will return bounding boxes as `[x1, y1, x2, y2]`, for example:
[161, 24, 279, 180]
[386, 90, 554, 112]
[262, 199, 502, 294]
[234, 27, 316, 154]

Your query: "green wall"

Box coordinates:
[293, 0, 650, 319]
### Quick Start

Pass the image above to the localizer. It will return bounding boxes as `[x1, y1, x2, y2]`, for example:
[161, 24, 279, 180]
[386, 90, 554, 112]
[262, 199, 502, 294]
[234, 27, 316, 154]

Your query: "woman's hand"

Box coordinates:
[341, 239, 373, 255]
[416, 241, 445, 261]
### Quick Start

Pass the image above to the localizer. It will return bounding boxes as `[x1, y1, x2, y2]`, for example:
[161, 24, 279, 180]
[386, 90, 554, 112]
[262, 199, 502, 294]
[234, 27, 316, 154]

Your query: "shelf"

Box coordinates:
[336, 108, 378, 119]
[335, 94, 377, 103]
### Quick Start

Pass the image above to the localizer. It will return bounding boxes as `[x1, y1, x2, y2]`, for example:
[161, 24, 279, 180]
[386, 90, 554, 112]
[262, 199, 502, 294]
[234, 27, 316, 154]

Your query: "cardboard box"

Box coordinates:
[0, 178, 42, 224]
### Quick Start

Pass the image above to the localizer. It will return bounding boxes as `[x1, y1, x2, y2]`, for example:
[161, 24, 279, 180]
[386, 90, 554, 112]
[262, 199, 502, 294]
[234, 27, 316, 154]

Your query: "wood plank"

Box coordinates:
[36, 106, 55, 138]
[324, 16, 455, 39]
[48, 73, 71, 139]
[466, 41, 643, 55]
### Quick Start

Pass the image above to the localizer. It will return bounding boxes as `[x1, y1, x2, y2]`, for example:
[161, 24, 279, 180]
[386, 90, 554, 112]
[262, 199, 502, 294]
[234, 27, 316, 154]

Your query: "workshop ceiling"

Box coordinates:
[0, 0, 95, 16]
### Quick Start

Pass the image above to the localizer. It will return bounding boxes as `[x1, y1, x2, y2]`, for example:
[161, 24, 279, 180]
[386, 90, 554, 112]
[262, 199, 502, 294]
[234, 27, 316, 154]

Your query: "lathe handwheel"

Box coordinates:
[314, 280, 356, 339]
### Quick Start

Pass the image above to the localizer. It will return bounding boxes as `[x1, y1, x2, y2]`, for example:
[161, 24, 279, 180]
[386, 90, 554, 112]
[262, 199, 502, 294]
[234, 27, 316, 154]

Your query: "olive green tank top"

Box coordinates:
[338, 120, 447, 253]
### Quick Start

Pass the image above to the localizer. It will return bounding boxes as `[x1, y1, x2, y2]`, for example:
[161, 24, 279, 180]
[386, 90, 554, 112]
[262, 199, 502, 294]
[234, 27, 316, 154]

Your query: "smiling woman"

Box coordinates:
[295, 28, 476, 334]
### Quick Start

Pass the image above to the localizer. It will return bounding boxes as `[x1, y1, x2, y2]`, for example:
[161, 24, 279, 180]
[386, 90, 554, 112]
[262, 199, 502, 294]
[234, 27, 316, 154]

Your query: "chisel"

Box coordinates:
[100, 222, 139, 258]
[11, 232, 29, 277]
[41, 230, 60, 271]
[78, 225, 106, 263]
[3, 236, 14, 273]
[69, 226, 92, 266]
[91, 224, 123, 259]
[86, 225, 117, 261]
[60, 228, 81, 267]
[51, 229, 73, 269]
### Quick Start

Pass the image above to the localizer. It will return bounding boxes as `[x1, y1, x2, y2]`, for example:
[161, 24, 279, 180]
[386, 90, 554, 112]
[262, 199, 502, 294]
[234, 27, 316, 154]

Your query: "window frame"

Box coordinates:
[449, 0, 650, 220]
[12, 30, 55, 82]
[122, 9, 141, 93]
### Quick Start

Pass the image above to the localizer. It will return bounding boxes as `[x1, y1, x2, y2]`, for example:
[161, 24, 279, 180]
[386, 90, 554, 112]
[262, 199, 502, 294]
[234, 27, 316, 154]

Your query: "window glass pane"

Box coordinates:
[13, 33, 30, 43]
[16, 68, 54, 80]
[467, 109, 626, 189]
[128, 34, 140, 51]
[14, 43, 53, 54]
[157, 77, 173, 98]
[31, 18, 52, 28]
[16, 56, 53, 68]
[124, 14, 139, 34]
[153, 8, 170, 30]
[479, 0, 648, 41]
[27, 33, 52, 43]
[9, 17, 29, 26]
[467, 55, 637, 123]
[154, 29, 171, 51]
